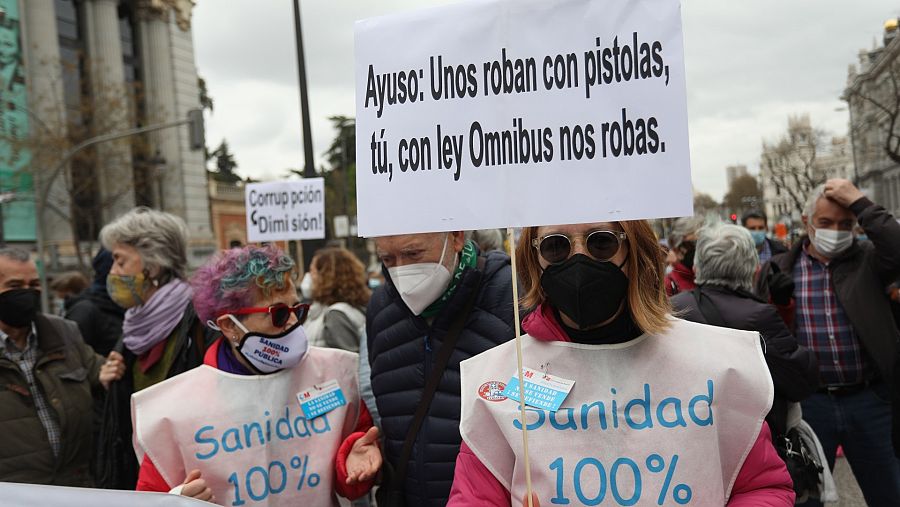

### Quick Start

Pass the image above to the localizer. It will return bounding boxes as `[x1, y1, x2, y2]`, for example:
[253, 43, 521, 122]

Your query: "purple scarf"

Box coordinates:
[217, 339, 253, 375]
[123, 279, 193, 355]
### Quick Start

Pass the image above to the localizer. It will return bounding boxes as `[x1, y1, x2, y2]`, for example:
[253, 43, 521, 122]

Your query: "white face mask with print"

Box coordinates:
[227, 315, 309, 374]
[387, 234, 454, 316]
[811, 228, 853, 259]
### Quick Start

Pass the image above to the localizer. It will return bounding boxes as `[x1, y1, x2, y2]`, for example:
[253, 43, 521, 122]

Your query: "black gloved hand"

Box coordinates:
[768, 271, 795, 306]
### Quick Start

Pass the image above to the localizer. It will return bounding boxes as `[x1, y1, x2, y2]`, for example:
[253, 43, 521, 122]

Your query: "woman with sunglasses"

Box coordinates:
[131, 245, 381, 505]
[448, 221, 795, 506]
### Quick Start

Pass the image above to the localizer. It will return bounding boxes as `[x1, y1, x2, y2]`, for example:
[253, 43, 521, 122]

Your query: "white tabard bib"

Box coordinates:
[460, 318, 773, 506]
[131, 346, 361, 507]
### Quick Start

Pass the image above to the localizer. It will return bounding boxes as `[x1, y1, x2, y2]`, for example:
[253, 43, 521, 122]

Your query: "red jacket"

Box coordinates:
[135, 339, 376, 501]
[447, 304, 795, 506]
[665, 262, 696, 297]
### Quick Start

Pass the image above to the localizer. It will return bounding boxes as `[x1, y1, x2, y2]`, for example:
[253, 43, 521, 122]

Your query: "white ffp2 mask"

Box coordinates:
[388, 235, 454, 315]
[812, 228, 853, 258]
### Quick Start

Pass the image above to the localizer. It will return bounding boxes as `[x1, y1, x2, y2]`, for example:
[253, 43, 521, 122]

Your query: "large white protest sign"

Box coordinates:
[245, 179, 325, 242]
[355, 0, 692, 237]
[0, 482, 209, 506]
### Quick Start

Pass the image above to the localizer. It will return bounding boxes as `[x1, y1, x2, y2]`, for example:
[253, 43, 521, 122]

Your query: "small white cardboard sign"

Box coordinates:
[245, 179, 326, 242]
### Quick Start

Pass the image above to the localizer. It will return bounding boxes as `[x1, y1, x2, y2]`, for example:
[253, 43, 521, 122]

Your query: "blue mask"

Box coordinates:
[368, 279, 382, 289]
[749, 230, 767, 247]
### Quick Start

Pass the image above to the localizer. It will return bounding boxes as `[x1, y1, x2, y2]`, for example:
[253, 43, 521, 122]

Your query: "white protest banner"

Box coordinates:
[245, 179, 325, 242]
[0, 482, 209, 506]
[355, 0, 692, 237]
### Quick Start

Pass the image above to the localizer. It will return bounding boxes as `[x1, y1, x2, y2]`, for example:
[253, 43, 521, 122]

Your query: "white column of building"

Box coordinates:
[84, 0, 135, 223]
[138, 6, 182, 214]
[21, 0, 74, 251]
[139, 3, 215, 266]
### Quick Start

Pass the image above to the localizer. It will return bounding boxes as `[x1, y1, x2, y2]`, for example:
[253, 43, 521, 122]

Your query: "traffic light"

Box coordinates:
[730, 213, 737, 224]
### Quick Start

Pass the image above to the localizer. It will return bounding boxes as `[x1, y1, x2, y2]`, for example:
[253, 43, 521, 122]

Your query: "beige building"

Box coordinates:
[845, 19, 900, 215]
[760, 115, 851, 222]
[7, 0, 214, 269]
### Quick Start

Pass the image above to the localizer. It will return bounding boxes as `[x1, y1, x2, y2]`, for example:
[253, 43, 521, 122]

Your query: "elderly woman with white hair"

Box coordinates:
[95, 207, 211, 489]
[671, 224, 824, 500]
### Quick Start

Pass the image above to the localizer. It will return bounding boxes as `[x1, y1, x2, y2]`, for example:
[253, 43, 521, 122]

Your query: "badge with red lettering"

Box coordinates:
[297, 379, 347, 419]
[478, 381, 508, 402]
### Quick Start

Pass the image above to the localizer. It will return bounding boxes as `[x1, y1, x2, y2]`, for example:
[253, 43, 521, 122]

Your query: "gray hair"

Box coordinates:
[668, 215, 706, 249]
[100, 207, 189, 282]
[472, 229, 504, 252]
[694, 224, 758, 292]
[0, 247, 31, 263]
[803, 183, 827, 218]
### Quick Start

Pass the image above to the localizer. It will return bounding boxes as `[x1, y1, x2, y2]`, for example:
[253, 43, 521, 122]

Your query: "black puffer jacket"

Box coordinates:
[367, 250, 514, 507]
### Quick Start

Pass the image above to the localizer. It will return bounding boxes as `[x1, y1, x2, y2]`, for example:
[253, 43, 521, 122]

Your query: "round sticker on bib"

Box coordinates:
[478, 381, 507, 402]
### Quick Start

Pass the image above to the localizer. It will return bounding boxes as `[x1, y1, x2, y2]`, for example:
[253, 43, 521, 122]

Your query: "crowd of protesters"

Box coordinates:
[1, 178, 899, 505]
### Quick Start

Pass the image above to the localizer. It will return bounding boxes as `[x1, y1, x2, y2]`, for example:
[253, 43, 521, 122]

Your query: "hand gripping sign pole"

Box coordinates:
[507, 226, 535, 507]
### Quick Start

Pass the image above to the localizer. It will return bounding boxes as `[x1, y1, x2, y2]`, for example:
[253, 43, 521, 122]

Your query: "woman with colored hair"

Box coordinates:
[131, 245, 381, 505]
[301, 248, 370, 353]
[97, 207, 210, 489]
[448, 220, 795, 506]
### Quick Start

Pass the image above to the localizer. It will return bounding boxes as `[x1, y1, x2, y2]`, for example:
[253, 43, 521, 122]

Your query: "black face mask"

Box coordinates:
[540, 254, 628, 330]
[680, 241, 696, 269]
[0, 288, 40, 328]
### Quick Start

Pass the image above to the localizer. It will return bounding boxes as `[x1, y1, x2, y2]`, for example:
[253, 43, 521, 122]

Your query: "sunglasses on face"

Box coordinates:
[532, 230, 628, 264]
[228, 302, 310, 328]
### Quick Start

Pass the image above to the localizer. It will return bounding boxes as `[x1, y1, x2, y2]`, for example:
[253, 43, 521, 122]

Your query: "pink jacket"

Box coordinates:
[447, 304, 795, 506]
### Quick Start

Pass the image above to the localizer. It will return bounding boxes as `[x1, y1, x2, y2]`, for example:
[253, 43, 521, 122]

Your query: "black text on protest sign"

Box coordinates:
[364, 32, 671, 184]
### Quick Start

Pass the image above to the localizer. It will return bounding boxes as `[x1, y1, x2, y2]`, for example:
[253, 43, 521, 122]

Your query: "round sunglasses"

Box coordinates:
[532, 230, 627, 264]
[227, 302, 311, 328]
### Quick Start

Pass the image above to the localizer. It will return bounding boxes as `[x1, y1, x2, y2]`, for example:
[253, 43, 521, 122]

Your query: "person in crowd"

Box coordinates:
[0, 247, 125, 486]
[367, 231, 515, 506]
[302, 247, 370, 353]
[741, 209, 788, 264]
[49, 271, 88, 316]
[58, 249, 124, 357]
[755, 178, 900, 506]
[471, 229, 504, 253]
[366, 265, 385, 290]
[95, 208, 210, 489]
[132, 245, 380, 504]
[449, 220, 795, 506]
[671, 224, 825, 500]
[665, 215, 704, 296]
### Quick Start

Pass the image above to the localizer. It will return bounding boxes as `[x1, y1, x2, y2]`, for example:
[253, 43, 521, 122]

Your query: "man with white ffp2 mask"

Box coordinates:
[755, 178, 900, 507]
[365, 231, 515, 507]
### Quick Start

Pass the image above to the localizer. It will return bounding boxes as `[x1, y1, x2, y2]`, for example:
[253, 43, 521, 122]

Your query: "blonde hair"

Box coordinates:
[517, 220, 671, 335]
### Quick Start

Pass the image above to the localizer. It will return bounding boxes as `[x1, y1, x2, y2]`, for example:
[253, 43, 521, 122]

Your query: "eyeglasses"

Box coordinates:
[227, 303, 310, 327]
[532, 230, 627, 264]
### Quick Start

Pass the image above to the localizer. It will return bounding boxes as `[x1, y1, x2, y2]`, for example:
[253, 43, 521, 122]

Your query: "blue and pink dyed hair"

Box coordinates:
[191, 245, 296, 323]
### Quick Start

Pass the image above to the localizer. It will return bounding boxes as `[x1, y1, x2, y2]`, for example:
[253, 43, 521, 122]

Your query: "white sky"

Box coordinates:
[192, 0, 899, 201]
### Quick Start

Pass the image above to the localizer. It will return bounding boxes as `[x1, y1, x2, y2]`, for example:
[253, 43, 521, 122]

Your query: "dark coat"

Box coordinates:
[94, 304, 209, 489]
[366, 250, 515, 507]
[765, 237, 789, 257]
[0, 314, 103, 486]
[63, 288, 124, 357]
[671, 285, 819, 435]
[754, 197, 900, 385]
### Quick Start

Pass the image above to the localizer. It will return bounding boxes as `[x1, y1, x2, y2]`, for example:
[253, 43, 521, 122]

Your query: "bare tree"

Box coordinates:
[760, 116, 829, 218]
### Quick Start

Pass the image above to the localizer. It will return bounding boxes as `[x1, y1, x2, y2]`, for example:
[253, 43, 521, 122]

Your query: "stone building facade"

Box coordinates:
[845, 19, 900, 216]
[10, 0, 213, 267]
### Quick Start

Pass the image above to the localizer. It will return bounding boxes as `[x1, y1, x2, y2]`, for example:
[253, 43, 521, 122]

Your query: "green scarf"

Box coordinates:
[420, 240, 478, 318]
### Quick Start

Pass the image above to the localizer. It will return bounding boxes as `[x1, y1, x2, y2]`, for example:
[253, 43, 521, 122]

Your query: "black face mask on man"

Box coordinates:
[0, 288, 41, 328]
[540, 254, 628, 329]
